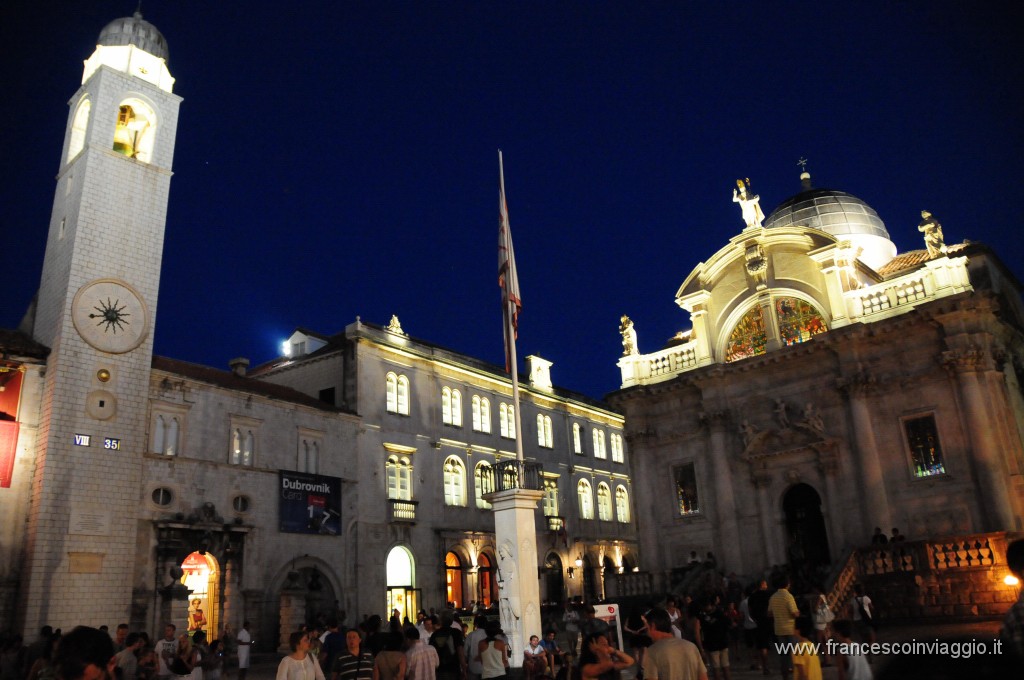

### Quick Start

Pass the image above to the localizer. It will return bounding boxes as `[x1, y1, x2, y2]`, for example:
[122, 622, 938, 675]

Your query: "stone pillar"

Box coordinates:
[489, 488, 544, 667]
[838, 373, 891, 533]
[222, 558, 240, 631]
[816, 447, 841, 562]
[279, 578, 307, 653]
[751, 470, 777, 566]
[943, 350, 1016, 530]
[704, 411, 743, 572]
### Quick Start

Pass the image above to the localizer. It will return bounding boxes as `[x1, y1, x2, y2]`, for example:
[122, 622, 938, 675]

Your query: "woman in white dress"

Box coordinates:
[277, 632, 326, 680]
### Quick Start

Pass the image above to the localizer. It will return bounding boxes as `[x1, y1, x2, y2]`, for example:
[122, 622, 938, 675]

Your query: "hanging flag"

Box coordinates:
[498, 151, 522, 373]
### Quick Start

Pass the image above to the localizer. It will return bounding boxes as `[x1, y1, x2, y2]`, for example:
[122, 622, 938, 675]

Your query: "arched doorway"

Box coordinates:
[445, 552, 464, 609]
[582, 556, 597, 603]
[386, 546, 419, 622]
[181, 551, 219, 639]
[543, 553, 564, 604]
[477, 553, 496, 607]
[782, 484, 831, 577]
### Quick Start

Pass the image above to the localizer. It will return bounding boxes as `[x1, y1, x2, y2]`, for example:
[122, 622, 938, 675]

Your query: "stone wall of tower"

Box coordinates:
[18, 60, 181, 632]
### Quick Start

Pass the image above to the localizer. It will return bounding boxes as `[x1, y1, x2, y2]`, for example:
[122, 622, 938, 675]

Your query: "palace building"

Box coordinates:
[609, 172, 1024, 580]
[0, 11, 636, 646]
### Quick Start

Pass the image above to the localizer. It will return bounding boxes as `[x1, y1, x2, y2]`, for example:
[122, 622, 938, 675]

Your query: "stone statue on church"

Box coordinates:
[619, 315, 638, 356]
[386, 314, 405, 335]
[917, 210, 947, 258]
[774, 398, 790, 429]
[802, 402, 825, 434]
[740, 419, 759, 446]
[733, 178, 765, 229]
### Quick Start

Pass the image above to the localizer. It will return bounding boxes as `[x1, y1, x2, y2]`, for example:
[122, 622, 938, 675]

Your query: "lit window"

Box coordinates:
[726, 297, 828, 363]
[543, 478, 559, 517]
[230, 428, 255, 466]
[537, 414, 553, 448]
[597, 483, 612, 521]
[112, 99, 156, 163]
[443, 387, 453, 424]
[572, 423, 582, 454]
[67, 99, 90, 162]
[610, 433, 624, 463]
[387, 455, 413, 500]
[615, 486, 630, 523]
[451, 389, 462, 426]
[904, 414, 946, 477]
[387, 373, 410, 415]
[675, 463, 700, 516]
[475, 462, 493, 509]
[776, 297, 827, 347]
[472, 396, 492, 433]
[444, 456, 467, 507]
[725, 305, 767, 362]
[578, 479, 594, 520]
[500, 403, 516, 439]
[592, 429, 606, 459]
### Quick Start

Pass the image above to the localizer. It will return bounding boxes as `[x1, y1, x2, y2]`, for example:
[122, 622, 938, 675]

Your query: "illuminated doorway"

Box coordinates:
[181, 551, 219, 638]
[477, 553, 496, 607]
[386, 546, 419, 623]
[445, 552, 464, 609]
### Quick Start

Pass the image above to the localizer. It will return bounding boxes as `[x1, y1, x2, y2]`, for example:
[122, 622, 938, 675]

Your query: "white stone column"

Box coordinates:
[838, 373, 891, 533]
[489, 487, 544, 667]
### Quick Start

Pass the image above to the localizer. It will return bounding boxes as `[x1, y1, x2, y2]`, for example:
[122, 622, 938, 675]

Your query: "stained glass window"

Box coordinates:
[905, 414, 946, 477]
[675, 463, 700, 516]
[776, 297, 827, 347]
[725, 306, 767, 362]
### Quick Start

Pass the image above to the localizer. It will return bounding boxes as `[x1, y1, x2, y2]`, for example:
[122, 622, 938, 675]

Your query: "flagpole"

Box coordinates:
[499, 150, 525, 463]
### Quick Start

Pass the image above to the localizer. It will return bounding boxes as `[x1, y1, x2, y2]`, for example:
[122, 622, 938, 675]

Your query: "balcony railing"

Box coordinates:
[481, 460, 543, 493]
[547, 515, 565, 532]
[388, 498, 418, 523]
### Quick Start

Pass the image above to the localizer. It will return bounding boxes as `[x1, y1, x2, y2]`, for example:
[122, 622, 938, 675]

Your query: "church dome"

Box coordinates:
[97, 11, 168, 61]
[763, 185, 889, 240]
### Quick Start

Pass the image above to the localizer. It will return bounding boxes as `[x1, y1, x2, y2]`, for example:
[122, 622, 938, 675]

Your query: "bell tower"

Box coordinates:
[19, 10, 181, 631]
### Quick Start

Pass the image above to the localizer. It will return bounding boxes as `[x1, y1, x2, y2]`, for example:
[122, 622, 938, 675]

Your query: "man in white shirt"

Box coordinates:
[237, 621, 253, 680]
[155, 624, 178, 680]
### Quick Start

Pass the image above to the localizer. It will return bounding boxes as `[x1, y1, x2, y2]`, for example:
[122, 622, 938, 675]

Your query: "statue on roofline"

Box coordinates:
[619, 315, 638, 356]
[918, 210, 947, 258]
[733, 178, 765, 229]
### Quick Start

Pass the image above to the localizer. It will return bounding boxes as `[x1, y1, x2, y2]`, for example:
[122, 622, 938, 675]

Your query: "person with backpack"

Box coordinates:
[428, 614, 465, 680]
[850, 585, 876, 648]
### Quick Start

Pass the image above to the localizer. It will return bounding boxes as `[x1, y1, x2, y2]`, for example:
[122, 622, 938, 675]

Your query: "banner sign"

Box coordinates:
[278, 470, 342, 535]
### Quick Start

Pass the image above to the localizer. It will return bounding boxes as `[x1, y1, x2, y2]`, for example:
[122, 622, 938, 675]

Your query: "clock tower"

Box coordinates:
[19, 10, 181, 630]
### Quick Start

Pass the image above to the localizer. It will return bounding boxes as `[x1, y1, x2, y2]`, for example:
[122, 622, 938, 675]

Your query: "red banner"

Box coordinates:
[0, 421, 19, 488]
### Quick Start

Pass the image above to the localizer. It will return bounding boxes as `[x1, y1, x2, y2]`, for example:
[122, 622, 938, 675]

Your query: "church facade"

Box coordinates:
[609, 173, 1024, 580]
[0, 12, 636, 645]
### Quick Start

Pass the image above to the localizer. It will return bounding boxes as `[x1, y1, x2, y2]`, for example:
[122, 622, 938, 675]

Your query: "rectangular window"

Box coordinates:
[610, 433, 624, 463]
[675, 463, 700, 516]
[904, 414, 946, 477]
[543, 478, 559, 517]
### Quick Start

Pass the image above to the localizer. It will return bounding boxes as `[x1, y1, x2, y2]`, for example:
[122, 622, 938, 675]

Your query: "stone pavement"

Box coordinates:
[240, 620, 1012, 680]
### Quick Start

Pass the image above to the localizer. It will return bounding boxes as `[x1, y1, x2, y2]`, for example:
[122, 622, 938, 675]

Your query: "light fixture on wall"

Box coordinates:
[575, 554, 584, 568]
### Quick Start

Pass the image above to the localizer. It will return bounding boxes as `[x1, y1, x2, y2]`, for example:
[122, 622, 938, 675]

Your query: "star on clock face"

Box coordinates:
[88, 297, 131, 334]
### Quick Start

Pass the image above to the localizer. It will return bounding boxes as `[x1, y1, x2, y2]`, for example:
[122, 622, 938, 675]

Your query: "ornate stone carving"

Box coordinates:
[739, 419, 759, 447]
[732, 178, 765, 229]
[836, 368, 876, 398]
[744, 243, 769, 289]
[774, 398, 790, 429]
[917, 210, 946, 258]
[800, 403, 825, 435]
[941, 348, 991, 374]
[619, 315, 638, 356]
[385, 314, 405, 335]
[698, 410, 730, 431]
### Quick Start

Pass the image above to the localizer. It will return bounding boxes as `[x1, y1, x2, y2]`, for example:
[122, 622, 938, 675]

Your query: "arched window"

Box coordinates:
[242, 430, 254, 466]
[615, 485, 630, 523]
[500, 403, 516, 439]
[572, 423, 582, 454]
[472, 396, 481, 430]
[67, 99, 90, 162]
[397, 375, 410, 415]
[537, 415, 553, 448]
[153, 414, 165, 454]
[610, 433, 624, 463]
[477, 553, 496, 607]
[443, 456, 466, 507]
[112, 98, 157, 163]
[592, 429, 606, 459]
[578, 479, 594, 520]
[480, 397, 491, 433]
[301, 440, 320, 473]
[725, 297, 827, 362]
[474, 462, 493, 509]
[166, 417, 179, 456]
[231, 428, 241, 464]
[442, 387, 453, 424]
[597, 483, 612, 521]
[387, 456, 412, 500]
[445, 552, 464, 608]
[543, 478, 559, 517]
[386, 373, 398, 413]
[451, 389, 462, 426]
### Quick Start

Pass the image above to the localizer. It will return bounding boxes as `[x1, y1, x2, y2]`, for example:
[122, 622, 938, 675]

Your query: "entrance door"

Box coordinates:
[181, 551, 219, 639]
[544, 553, 564, 604]
[387, 587, 420, 623]
[782, 483, 831, 574]
[386, 546, 416, 620]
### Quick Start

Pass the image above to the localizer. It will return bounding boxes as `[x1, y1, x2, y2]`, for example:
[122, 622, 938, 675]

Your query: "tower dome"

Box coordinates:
[97, 10, 168, 61]
[763, 171, 896, 270]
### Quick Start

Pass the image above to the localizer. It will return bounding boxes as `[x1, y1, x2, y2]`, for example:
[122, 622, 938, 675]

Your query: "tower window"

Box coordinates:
[112, 99, 157, 163]
[904, 414, 946, 477]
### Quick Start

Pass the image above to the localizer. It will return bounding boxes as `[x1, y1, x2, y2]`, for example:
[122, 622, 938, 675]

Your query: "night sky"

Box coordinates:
[2, 2, 1021, 400]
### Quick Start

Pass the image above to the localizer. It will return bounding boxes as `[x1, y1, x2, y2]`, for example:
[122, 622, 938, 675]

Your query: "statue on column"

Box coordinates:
[619, 315, 638, 356]
[917, 210, 946, 258]
[733, 178, 765, 229]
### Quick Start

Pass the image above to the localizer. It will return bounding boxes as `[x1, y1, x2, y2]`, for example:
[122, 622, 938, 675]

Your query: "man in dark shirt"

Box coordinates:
[321, 620, 347, 678]
[699, 600, 730, 680]
[428, 613, 466, 680]
[333, 629, 373, 680]
[746, 580, 771, 674]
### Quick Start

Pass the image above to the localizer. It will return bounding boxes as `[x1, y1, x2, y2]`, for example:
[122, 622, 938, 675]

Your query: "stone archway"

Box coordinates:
[543, 553, 565, 604]
[782, 483, 831, 579]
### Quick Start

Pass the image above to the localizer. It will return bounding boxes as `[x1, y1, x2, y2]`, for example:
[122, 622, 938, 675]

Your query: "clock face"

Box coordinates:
[71, 279, 149, 354]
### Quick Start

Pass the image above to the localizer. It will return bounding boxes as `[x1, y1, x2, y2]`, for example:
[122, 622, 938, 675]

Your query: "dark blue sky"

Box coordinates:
[2, 2, 1021, 399]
